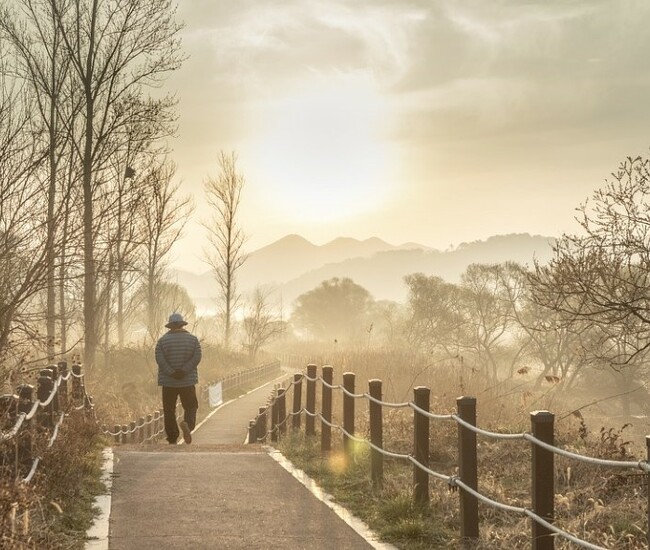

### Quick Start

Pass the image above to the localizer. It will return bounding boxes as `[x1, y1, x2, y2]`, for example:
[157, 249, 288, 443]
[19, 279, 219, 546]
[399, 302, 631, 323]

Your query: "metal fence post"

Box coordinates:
[292, 374, 302, 431]
[343, 372, 355, 459]
[369, 379, 383, 488]
[413, 386, 430, 506]
[457, 396, 479, 544]
[531, 410, 555, 550]
[321, 366, 333, 452]
[306, 364, 317, 436]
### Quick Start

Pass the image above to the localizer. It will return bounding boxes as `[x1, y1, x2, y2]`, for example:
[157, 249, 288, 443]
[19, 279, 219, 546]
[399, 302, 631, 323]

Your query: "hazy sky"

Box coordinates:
[166, 0, 650, 272]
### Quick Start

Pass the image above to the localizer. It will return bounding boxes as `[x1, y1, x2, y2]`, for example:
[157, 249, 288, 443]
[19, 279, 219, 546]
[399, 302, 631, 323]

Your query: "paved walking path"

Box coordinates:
[106, 377, 383, 549]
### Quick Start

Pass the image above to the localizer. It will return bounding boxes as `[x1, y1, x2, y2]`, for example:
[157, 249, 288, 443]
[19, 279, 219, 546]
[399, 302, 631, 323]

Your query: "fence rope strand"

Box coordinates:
[257, 366, 650, 550]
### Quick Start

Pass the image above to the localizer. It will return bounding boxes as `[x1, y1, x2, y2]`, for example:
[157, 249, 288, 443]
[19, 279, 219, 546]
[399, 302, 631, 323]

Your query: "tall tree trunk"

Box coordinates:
[83, 150, 96, 366]
[104, 262, 112, 368]
[59, 150, 74, 355]
[82, 2, 97, 368]
[117, 274, 124, 346]
[46, 10, 60, 361]
[46, 99, 57, 361]
[116, 189, 124, 346]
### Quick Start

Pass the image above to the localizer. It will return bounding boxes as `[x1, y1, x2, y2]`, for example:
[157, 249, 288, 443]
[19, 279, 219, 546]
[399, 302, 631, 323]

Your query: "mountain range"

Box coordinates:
[172, 233, 555, 313]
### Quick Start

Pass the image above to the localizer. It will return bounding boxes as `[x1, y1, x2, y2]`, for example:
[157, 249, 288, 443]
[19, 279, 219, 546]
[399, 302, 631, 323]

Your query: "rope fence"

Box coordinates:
[247, 363, 650, 550]
[200, 359, 282, 408]
[103, 359, 282, 445]
[0, 361, 94, 483]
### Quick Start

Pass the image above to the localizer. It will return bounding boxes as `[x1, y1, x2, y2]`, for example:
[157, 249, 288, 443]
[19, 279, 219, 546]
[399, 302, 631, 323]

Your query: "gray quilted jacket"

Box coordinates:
[155, 329, 201, 387]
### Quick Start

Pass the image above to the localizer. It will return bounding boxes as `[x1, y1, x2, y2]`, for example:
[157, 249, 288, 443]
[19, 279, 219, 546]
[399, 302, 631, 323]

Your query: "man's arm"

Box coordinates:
[181, 337, 202, 371]
[155, 339, 175, 375]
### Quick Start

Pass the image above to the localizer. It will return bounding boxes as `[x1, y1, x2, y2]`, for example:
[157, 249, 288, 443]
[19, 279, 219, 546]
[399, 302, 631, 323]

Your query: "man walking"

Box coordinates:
[155, 313, 201, 444]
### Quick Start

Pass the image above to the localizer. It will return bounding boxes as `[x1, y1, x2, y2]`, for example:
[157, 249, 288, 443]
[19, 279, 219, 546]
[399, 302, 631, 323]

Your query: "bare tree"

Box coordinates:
[403, 273, 464, 357]
[1, 0, 79, 360]
[130, 280, 196, 343]
[457, 264, 523, 382]
[243, 287, 284, 361]
[530, 155, 650, 366]
[47, 0, 183, 367]
[139, 160, 192, 341]
[204, 151, 247, 349]
[0, 76, 56, 373]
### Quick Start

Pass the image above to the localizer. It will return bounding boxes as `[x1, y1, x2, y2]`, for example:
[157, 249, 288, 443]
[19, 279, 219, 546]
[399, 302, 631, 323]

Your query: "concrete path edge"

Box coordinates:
[85, 447, 114, 549]
[267, 448, 397, 550]
[84, 377, 280, 547]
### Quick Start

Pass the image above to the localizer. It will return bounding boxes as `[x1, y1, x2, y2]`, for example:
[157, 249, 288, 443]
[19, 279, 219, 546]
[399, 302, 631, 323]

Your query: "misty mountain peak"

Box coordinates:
[173, 233, 555, 311]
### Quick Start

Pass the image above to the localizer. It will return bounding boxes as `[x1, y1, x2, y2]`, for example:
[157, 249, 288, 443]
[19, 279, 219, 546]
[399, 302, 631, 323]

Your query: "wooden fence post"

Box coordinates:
[0, 394, 18, 476]
[413, 386, 430, 506]
[457, 396, 479, 544]
[16, 384, 33, 414]
[369, 379, 383, 488]
[321, 366, 333, 452]
[306, 364, 317, 436]
[114, 425, 121, 445]
[248, 420, 256, 444]
[37, 369, 54, 428]
[71, 364, 83, 400]
[49, 366, 60, 415]
[257, 406, 267, 442]
[152, 411, 159, 439]
[129, 421, 137, 444]
[531, 410, 555, 550]
[647, 436, 650, 549]
[271, 390, 279, 443]
[278, 388, 287, 435]
[343, 372, 355, 459]
[138, 417, 145, 443]
[292, 374, 302, 430]
[120, 424, 128, 445]
[16, 384, 34, 472]
[146, 414, 153, 443]
[57, 361, 68, 408]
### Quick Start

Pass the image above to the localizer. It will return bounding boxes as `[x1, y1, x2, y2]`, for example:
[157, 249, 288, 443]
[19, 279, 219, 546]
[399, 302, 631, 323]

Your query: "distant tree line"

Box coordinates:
[0, 0, 191, 375]
[288, 155, 650, 416]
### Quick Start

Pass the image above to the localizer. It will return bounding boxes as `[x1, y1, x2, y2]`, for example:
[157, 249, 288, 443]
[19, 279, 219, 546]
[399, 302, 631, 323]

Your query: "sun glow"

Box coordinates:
[250, 76, 394, 223]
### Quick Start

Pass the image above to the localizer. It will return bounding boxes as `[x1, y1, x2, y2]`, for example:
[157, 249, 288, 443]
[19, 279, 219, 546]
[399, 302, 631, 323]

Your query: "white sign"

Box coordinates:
[208, 382, 223, 408]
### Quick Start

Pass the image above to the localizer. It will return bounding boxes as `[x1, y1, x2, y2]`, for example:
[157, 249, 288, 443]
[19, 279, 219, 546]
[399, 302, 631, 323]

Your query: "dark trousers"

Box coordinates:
[162, 385, 198, 443]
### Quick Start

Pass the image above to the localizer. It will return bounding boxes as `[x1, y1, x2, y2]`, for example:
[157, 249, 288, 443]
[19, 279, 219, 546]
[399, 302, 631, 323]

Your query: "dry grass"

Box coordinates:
[0, 414, 106, 549]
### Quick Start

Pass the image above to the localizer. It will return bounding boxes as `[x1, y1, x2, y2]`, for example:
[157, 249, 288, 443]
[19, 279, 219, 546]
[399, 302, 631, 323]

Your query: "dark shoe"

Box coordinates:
[180, 420, 192, 444]
[168, 439, 177, 444]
